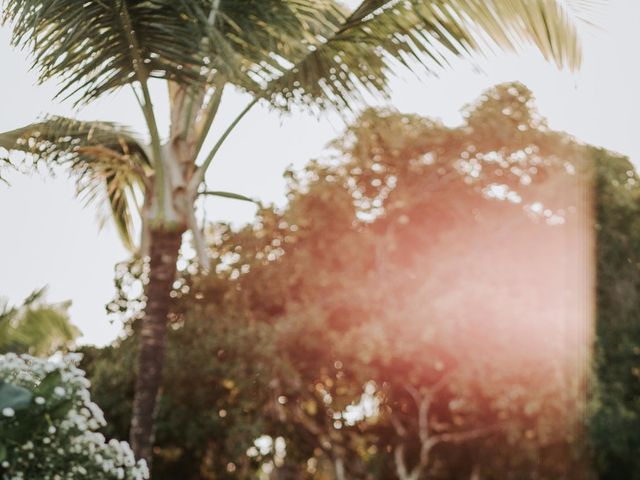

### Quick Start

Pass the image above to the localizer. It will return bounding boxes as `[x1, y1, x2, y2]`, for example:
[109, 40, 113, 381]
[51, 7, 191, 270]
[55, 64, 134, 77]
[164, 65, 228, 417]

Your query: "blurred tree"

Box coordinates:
[0, 0, 593, 463]
[589, 148, 640, 480]
[83, 83, 597, 479]
[0, 288, 79, 356]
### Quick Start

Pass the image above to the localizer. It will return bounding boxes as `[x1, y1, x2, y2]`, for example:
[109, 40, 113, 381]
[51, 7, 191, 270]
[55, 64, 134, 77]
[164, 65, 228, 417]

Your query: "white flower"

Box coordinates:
[2, 407, 15, 417]
[1, 353, 149, 479]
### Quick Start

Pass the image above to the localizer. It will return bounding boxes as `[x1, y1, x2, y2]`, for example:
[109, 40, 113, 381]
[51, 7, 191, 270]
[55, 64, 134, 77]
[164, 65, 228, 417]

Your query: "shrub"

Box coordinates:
[0, 353, 148, 480]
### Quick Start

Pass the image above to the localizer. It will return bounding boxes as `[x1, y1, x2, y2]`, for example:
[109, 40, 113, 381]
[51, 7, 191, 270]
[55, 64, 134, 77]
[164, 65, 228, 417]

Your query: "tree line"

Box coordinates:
[74, 84, 639, 479]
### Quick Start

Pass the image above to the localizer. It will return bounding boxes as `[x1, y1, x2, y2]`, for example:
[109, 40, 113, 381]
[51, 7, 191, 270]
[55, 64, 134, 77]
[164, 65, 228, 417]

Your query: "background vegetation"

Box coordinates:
[73, 84, 640, 479]
[0, 0, 590, 461]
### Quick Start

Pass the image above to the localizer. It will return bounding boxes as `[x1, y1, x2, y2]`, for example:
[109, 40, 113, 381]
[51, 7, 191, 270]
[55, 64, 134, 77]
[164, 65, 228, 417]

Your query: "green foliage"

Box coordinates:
[84, 83, 597, 479]
[267, 0, 585, 111]
[1, 0, 208, 104]
[200, 191, 258, 204]
[0, 0, 599, 469]
[0, 354, 148, 479]
[0, 381, 32, 413]
[589, 148, 640, 480]
[0, 288, 80, 356]
[83, 298, 281, 479]
[2, 1, 587, 108]
[0, 0, 592, 241]
[0, 118, 149, 250]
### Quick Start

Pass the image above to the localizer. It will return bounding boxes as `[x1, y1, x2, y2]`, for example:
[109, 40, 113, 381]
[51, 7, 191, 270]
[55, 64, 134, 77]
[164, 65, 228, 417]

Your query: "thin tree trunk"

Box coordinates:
[130, 227, 183, 464]
[470, 464, 481, 480]
[334, 456, 346, 480]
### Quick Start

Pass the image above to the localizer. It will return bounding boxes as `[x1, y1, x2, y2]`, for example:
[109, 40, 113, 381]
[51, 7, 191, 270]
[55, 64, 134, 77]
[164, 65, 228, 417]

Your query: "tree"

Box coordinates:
[82, 83, 596, 479]
[243, 83, 591, 479]
[588, 148, 640, 480]
[0, 287, 79, 356]
[0, 0, 591, 464]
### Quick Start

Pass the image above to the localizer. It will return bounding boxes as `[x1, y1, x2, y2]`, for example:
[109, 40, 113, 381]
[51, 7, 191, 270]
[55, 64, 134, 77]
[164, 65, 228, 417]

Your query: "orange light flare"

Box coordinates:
[370, 160, 596, 425]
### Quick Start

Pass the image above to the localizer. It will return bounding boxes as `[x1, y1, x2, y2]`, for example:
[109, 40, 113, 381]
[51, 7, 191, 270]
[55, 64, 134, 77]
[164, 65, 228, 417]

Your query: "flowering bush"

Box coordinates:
[0, 353, 148, 479]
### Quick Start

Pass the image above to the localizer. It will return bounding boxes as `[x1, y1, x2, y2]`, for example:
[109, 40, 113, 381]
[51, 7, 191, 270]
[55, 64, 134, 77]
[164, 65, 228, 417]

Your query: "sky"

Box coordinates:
[0, 1, 638, 346]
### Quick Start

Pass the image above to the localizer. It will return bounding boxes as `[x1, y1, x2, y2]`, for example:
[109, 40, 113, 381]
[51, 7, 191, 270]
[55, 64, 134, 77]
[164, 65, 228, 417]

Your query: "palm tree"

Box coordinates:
[0, 287, 80, 356]
[0, 0, 592, 465]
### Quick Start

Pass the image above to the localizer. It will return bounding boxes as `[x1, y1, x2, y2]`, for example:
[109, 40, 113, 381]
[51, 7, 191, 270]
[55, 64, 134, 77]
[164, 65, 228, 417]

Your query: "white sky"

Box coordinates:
[0, 0, 638, 346]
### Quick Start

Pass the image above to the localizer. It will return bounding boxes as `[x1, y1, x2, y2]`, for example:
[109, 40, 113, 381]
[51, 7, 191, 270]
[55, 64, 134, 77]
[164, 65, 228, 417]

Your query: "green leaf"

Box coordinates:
[48, 398, 73, 420]
[0, 116, 148, 251]
[200, 190, 257, 204]
[0, 381, 33, 411]
[33, 370, 62, 398]
[0, 288, 79, 356]
[264, 0, 589, 111]
[2, 0, 209, 104]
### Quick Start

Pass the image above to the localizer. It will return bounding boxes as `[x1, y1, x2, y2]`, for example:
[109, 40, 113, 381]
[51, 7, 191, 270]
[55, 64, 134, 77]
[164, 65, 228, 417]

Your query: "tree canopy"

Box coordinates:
[0, 0, 596, 462]
[589, 148, 640, 480]
[0, 288, 79, 357]
[77, 83, 614, 479]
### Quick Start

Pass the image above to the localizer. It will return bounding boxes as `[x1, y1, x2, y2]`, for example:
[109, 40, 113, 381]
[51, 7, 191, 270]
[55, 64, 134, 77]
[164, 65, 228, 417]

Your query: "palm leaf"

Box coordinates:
[200, 190, 257, 203]
[0, 157, 13, 184]
[0, 117, 149, 250]
[0, 288, 80, 356]
[1, 0, 208, 104]
[263, 0, 587, 111]
[178, 0, 346, 95]
[2, 0, 343, 103]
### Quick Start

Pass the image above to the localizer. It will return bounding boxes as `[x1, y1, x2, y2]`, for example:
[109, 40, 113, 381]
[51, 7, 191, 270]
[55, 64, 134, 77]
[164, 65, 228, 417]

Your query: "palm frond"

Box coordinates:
[0, 157, 13, 184]
[263, 0, 587, 111]
[455, 0, 583, 68]
[0, 287, 80, 356]
[2, 0, 589, 114]
[2, 0, 208, 104]
[200, 190, 257, 203]
[197, 0, 346, 94]
[0, 117, 149, 250]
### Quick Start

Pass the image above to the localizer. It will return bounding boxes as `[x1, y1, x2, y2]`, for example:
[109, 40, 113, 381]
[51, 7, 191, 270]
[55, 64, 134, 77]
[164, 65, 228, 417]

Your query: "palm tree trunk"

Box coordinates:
[130, 227, 183, 464]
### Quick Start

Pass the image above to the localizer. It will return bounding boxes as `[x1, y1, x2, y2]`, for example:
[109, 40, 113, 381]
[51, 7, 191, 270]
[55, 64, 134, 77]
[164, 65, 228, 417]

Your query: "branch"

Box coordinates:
[192, 82, 226, 161]
[389, 413, 408, 438]
[333, 456, 346, 480]
[261, 0, 385, 101]
[417, 397, 429, 460]
[399, 371, 458, 479]
[188, 98, 258, 192]
[394, 444, 411, 480]
[427, 369, 456, 398]
[174, 0, 224, 161]
[391, 412, 424, 480]
[393, 443, 423, 480]
[470, 464, 482, 480]
[118, 0, 166, 220]
[428, 424, 502, 448]
[186, 204, 210, 270]
[199, 190, 257, 203]
[139, 217, 151, 259]
[76, 145, 150, 189]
